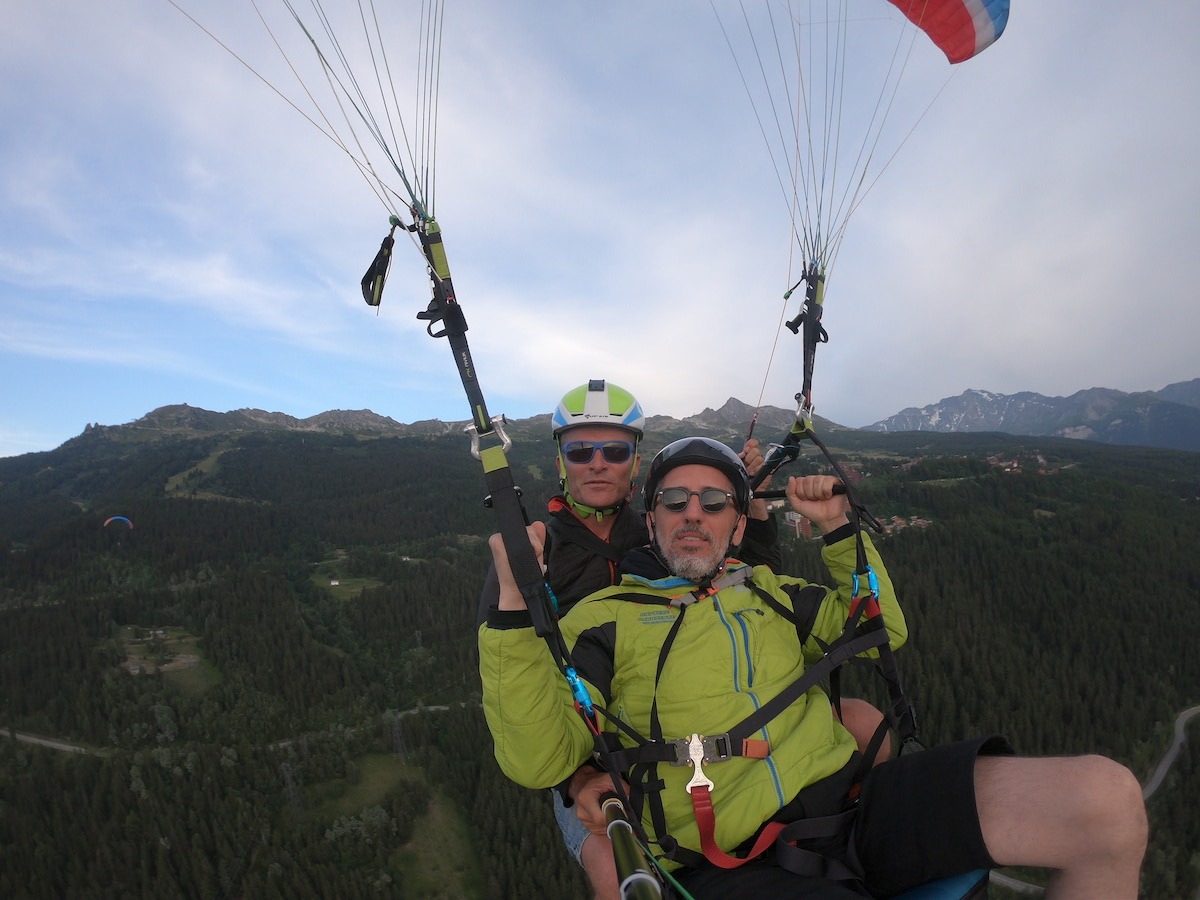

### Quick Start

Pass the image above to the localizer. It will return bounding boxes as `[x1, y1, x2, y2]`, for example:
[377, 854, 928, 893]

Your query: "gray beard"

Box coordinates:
[658, 526, 728, 583]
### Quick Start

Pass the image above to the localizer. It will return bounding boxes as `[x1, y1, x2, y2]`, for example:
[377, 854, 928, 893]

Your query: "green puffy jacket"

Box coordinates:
[478, 532, 906, 868]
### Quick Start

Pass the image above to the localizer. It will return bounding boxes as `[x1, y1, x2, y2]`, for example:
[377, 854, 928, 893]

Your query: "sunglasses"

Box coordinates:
[560, 440, 636, 465]
[655, 487, 735, 514]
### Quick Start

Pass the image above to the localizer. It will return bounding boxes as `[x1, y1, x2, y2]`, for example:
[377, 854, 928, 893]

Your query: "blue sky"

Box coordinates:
[2, 2, 1198, 458]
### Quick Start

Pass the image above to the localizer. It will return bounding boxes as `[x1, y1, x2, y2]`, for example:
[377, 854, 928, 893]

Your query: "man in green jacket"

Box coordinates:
[482, 382, 891, 899]
[480, 437, 1147, 897]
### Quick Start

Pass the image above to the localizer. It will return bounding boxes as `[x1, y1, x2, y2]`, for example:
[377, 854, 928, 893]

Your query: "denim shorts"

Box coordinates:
[551, 788, 592, 864]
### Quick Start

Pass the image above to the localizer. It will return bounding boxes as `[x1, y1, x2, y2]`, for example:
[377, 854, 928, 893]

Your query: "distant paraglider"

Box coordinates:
[103, 515, 134, 548]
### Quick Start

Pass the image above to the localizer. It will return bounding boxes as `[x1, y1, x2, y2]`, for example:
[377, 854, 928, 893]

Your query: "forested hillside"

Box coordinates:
[1, 424, 1197, 897]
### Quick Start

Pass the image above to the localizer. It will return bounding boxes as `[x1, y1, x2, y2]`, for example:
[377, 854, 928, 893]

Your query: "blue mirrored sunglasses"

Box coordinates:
[561, 440, 636, 465]
[655, 487, 734, 514]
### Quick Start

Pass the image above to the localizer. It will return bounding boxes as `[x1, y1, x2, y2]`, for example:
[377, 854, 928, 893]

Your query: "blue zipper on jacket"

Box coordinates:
[718, 602, 786, 807]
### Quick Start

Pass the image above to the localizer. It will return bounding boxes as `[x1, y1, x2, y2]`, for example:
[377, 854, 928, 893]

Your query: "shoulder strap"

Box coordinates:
[751, 581, 823, 644]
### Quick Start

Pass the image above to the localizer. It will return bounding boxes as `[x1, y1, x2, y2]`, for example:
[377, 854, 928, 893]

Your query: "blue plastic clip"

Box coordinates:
[565, 666, 594, 717]
[852, 565, 880, 601]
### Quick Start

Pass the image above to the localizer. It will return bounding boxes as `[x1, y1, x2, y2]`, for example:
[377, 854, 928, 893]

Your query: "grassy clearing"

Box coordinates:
[164, 444, 231, 495]
[116, 626, 222, 697]
[304, 753, 483, 897]
[313, 574, 383, 600]
[311, 753, 413, 821]
[164, 655, 223, 697]
[392, 790, 483, 898]
[310, 550, 384, 600]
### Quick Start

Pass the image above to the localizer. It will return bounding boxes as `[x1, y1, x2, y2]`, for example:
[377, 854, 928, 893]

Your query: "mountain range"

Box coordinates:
[65, 377, 1200, 455]
[865, 379, 1200, 452]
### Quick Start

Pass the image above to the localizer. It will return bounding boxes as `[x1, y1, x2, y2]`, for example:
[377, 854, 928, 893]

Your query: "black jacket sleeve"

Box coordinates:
[738, 513, 781, 571]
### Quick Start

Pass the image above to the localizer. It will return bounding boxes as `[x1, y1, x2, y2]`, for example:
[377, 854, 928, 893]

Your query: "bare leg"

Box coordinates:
[974, 754, 1147, 899]
[835, 697, 892, 766]
[580, 832, 620, 900]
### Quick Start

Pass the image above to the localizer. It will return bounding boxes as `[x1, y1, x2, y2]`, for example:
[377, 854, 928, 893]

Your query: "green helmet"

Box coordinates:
[551, 380, 645, 440]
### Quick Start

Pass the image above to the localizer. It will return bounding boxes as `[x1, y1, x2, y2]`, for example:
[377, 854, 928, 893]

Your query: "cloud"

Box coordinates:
[1, 1, 1198, 457]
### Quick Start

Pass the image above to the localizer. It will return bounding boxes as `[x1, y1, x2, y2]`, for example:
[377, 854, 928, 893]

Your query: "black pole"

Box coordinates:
[600, 793, 663, 900]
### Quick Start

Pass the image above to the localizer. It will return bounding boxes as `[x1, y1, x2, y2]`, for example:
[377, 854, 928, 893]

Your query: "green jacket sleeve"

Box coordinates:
[803, 530, 907, 658]
[737, 513, 782, 570]
[478, 620, 596, 789]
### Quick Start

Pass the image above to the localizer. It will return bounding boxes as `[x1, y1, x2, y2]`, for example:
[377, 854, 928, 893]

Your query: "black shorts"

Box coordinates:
[673, 735, 1013, 899]
[855, 735, 1013, 897]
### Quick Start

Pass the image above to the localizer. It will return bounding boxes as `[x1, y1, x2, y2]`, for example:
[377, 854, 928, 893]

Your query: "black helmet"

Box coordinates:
[642, 437, 751, 515]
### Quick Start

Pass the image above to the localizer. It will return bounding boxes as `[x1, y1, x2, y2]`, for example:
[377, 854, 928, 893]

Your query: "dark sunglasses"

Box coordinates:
[655, 487, 735, 514]
[560, 440, 636, 465]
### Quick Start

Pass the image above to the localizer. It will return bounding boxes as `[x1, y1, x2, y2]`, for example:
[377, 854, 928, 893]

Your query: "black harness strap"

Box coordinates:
[774, 811, 863, 884]
[727, 623, 891, 752]
[756, 582, 823, 641]
[640, 603, 691, 863]
[405, 213, 666, 889]
[412, 215, 567, 656]
[750, 410, 918, 751]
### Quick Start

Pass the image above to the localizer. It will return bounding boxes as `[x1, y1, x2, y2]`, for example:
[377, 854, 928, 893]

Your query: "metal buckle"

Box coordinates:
[680, 734, 714, 794]
[465, 416, 512, 460]
[670, 732, 735, 767]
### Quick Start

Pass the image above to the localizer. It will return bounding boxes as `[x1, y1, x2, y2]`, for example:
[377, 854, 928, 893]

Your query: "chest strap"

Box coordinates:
[605, 623, 889, 774]
[604, 606, 891, 871]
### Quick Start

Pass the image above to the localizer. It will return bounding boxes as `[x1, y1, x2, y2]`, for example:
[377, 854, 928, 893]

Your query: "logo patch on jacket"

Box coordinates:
[638, 609, 677, 626]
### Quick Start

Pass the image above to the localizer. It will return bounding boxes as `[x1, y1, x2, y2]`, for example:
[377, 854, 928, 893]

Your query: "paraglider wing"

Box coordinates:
[103, 516, 133, 529]
[887, 0, 1010, 64]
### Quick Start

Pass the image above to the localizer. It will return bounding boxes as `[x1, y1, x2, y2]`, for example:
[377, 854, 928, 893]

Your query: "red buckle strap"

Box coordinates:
[848, 591, 881, 620]
[682, 732, 781, 869]
[691, 784, 785, 869]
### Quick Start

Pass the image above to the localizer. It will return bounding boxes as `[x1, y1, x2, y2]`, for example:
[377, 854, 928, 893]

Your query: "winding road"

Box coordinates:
[1141, 705, 1200, 799]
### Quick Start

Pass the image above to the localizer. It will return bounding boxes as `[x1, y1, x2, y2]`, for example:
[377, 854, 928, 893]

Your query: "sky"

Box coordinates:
[2, 2, 1198, 459]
